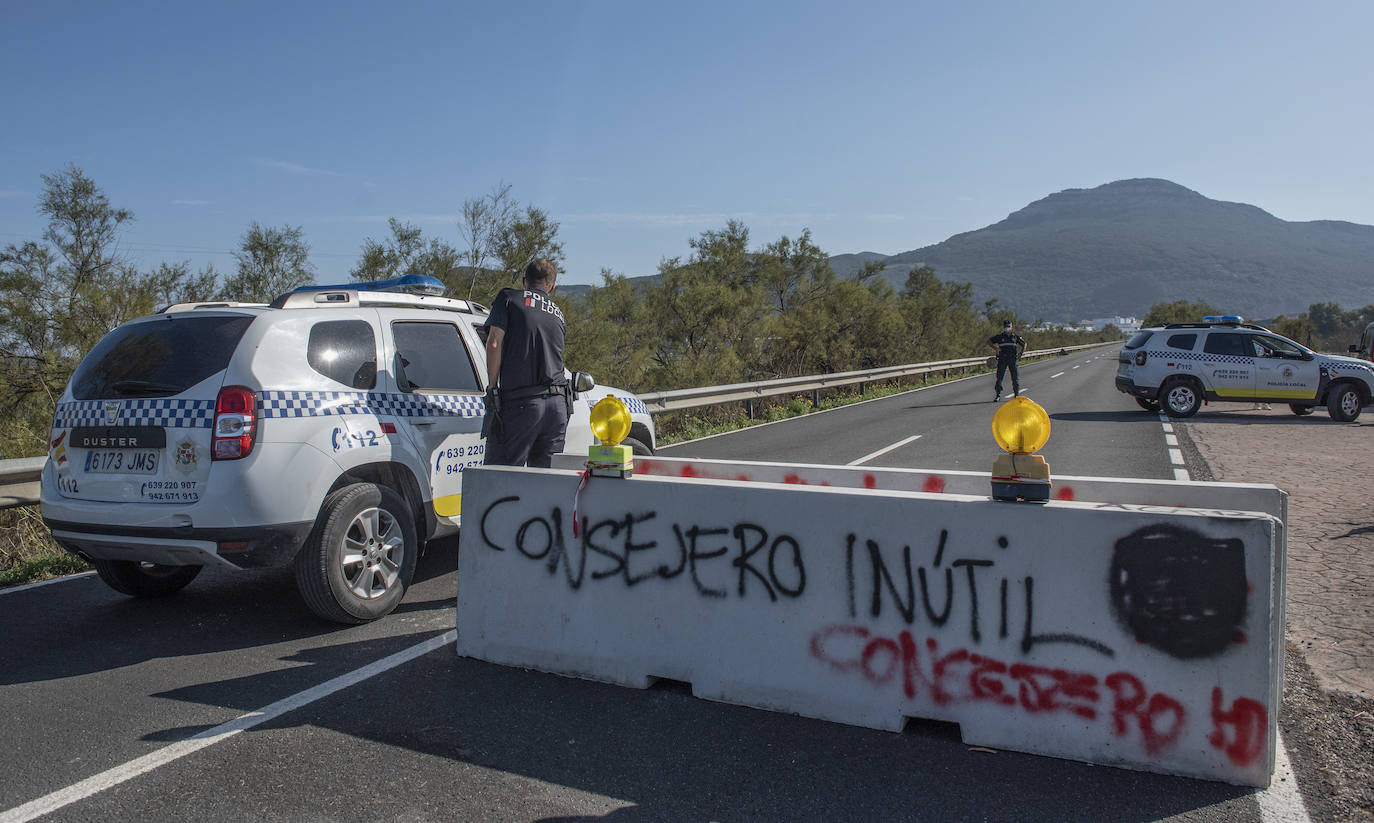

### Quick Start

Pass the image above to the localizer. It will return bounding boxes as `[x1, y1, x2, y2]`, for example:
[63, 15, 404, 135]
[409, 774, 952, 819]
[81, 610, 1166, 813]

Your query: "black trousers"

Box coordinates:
[483, 394, 569, 467]
[995, 359, 1020, 395]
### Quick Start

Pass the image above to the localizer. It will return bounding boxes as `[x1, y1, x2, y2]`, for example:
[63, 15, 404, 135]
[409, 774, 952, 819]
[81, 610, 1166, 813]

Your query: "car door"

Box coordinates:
[1199, 331, 1255, 400]
[389, 318, 487, 527]
[1249, 333, 1320, 404]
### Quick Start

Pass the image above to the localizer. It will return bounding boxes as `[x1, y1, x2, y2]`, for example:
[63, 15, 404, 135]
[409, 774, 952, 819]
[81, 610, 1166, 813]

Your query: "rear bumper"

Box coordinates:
[1115, 376, 1156, 399]
[44, 519, 312, 569]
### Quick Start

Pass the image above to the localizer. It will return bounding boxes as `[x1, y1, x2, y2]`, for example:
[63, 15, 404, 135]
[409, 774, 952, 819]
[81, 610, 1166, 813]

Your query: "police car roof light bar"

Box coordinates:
[1202, 315, 1244, 325]
[292, 273, 445, 297]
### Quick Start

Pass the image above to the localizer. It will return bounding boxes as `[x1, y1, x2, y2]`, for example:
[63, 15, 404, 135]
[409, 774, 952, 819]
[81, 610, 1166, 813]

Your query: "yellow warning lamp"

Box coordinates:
[588, 396, 634, 478]
[990, 396, 1052, 502]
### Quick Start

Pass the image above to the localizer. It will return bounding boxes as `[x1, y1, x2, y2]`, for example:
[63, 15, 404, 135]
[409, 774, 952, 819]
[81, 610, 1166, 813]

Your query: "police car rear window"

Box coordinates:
[1124, 331, 1154, 349]
[71, 315, 253, 400]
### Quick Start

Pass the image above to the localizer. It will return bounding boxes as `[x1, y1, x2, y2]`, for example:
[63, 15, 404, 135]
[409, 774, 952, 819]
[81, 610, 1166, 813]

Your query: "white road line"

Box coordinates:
[1160, 423, 1173, 433]
[1072, 365, 1081, 369]
[0, 630, 457, 823]
[1050, 372, 1065, 379]
[0, 571, 95, 596]
[1259, 733, 1313, 823]
[1165, 434, 1178, 446]
[848, 434, 923, 466]
[1173, 468, 1190, 481]
[1168, 448, 1185, 465]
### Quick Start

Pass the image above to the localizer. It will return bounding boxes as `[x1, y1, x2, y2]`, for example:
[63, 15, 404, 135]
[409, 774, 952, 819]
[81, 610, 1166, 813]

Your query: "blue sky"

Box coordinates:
[3, 1, 1371, 287]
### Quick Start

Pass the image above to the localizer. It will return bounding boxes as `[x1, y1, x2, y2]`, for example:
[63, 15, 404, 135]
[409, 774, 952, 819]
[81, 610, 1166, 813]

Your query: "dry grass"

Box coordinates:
[0, 505, 88, 587]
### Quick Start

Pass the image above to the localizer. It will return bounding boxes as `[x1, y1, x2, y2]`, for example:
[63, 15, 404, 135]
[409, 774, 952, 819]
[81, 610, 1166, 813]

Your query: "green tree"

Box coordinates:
[457, 183, 516, 302]
[351, 218, 462, 286]
[221, 223, 314, 302]
[1141, 299, 1220, 328]
[0, 166, 216, 456]
[494, 206, 564, 286]
[562, 269, 654, 390]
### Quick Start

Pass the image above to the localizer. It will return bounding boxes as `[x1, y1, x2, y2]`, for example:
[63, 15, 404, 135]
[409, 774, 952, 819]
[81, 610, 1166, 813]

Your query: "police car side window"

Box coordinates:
[392, 321, 481, 393]
[1165, 333, 1196, 350]
[1202, 333, 1247, 357]
[307, 320, 377, 389]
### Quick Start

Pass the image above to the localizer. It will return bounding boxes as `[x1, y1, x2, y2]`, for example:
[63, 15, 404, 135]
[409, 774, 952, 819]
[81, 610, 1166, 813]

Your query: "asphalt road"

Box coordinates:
[0, 351, 1292, 822]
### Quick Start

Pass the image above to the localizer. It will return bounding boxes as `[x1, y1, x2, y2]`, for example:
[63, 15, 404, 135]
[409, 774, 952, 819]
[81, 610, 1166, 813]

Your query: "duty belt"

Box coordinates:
[500, 383, 569, 402]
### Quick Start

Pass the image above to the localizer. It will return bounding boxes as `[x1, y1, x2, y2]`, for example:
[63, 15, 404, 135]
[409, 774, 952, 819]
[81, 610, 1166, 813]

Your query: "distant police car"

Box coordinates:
[40, 275, 655, 623]
[1116, 315, 1374, 422]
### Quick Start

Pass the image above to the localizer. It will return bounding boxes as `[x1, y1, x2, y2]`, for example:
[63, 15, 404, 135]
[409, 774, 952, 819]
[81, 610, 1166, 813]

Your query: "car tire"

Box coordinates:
[294, 482, 418, 624]
[1135, 397, 1160, 412]
[1160, 378, 1202, 418]
[1288, 404, 1314, 416]
[92, 559, 201, 597]
[1326, 383, 1363, 423]
[622, 436, 653, 456]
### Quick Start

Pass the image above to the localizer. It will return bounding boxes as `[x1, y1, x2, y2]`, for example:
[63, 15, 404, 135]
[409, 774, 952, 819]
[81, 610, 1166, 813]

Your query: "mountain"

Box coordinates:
[831, 179, 1374, 322]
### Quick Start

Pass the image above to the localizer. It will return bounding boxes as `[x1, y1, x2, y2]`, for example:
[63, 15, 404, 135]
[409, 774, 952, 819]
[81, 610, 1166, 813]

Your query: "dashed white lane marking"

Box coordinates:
[1072, 365, 1081, 369]
[1168, 448, 1185, 465]
[0, 630, 457, 823]
[0, 571, 95, 595]
[848, 434, 923, 466]
[1050, 372, 1065, 379]
[1165, 434, 1179, 446]
[1157, 416, 1310, 822]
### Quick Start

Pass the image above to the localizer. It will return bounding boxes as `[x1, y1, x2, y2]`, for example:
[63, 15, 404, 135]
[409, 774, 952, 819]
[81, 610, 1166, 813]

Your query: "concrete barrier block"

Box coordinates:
[459, 466, 1280, 786]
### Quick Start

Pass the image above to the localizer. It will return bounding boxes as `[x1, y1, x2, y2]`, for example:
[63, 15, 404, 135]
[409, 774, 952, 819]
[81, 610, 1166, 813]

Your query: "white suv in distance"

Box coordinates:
[1115, 315, 1374, 421]
[40, 275, 655, 623]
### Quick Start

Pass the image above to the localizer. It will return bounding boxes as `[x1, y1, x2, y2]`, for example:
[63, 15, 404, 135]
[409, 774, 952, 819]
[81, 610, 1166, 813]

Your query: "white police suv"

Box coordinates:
[40, 275, 655, 623]
[1116, 315, 1374, 421]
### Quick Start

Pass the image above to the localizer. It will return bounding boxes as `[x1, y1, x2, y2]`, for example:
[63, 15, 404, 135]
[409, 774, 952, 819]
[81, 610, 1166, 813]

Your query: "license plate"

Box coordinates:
[83, 450, 159, 475]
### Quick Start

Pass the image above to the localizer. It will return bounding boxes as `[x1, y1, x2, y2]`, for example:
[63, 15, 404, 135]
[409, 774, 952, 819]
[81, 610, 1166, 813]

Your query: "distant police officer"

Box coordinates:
[988, 320, 1027, 401]
[482, 258, 571, 467]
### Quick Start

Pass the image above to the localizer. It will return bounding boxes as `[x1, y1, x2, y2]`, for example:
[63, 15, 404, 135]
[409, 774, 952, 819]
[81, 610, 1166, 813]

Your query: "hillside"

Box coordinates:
[831, 179, 1374, 322]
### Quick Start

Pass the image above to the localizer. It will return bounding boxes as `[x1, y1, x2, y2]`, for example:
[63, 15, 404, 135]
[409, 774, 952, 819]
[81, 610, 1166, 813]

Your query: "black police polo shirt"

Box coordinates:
[486, 286, 567, 391]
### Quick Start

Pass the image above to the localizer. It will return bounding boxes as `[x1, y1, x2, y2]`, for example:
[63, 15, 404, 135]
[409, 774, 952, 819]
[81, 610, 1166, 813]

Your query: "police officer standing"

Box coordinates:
[988, 320, 1027, 401]
[482, 258, 571, 467]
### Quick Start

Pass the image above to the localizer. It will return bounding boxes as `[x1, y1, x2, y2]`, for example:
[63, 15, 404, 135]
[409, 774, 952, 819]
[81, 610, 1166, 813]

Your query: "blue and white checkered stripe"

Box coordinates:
[260, 390, 485, 419]
[53, 399, 215, 429]
[1154, 350, 1254, 365]
[1319, 358, 1374, 375]
[614, 395, 650, 416]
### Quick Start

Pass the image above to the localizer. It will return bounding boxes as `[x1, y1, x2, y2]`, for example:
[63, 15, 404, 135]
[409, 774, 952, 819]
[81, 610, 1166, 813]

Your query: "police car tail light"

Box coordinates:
[212, 386, 257, 461]
[1134, 351, 1147, 366]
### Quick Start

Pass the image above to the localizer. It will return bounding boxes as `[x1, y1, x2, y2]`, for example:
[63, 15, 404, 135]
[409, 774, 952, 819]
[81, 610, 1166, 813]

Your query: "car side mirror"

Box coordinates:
[573, 371, 595, 394]
[1302, 352, 1314, 361]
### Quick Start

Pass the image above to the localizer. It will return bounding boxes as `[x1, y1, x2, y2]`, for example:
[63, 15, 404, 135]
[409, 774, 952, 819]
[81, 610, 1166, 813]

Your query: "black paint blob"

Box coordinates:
[1110, 525, 1247, 659]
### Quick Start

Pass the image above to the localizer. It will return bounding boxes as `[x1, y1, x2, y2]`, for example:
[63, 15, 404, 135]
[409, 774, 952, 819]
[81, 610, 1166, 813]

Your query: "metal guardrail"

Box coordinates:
[0, 342, 1119, 510]
[0, 456, 46, 510]
[636, 342, 1113, 413]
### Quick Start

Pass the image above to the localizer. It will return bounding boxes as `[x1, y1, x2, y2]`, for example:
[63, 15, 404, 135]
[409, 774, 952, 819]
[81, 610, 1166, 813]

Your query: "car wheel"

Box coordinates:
[1160, 378, 1202, 418]
[295, 482, 418, 624]
[92, 559, 201, 597]
[1288, 404, 1314, 416]
[1326, 383, 1363, 423]
[622, 436, 654, 456]
[1135, 397, 1160, 412]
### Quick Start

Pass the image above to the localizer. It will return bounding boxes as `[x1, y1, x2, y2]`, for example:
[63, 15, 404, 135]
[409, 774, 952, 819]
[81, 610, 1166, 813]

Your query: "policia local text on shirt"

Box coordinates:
[482, 258, 572, 467]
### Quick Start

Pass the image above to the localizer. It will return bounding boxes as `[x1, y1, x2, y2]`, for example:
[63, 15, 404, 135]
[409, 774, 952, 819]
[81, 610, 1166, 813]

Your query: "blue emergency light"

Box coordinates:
[293, 273, 445, 297]
[1202, 315, 1244, 325]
